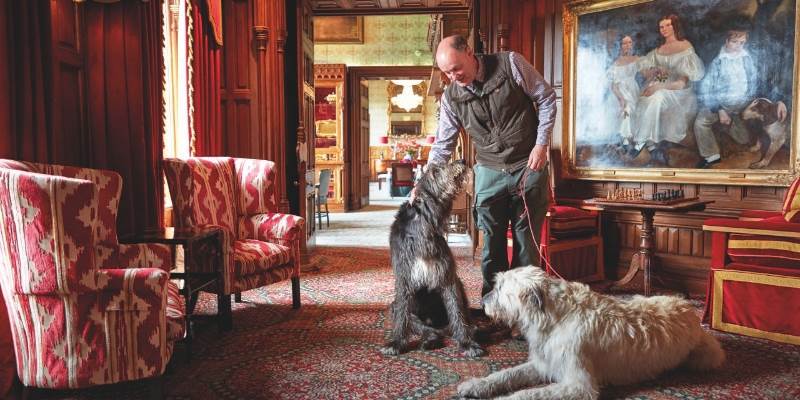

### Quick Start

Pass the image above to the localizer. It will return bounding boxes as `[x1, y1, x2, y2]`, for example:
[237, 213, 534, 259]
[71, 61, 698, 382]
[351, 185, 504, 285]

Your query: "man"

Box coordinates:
[420, 35, 556, 305]
[694, 29, 786, 168]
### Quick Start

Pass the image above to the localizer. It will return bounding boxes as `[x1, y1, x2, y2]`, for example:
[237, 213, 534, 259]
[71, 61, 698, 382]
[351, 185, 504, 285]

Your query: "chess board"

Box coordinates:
[589, 196, 699, 206]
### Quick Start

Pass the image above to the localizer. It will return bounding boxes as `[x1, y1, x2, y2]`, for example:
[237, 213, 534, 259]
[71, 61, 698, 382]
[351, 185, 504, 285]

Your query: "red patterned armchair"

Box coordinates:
[163, 157, 304, 308]
[0, 160, 185, 392]
[702, 177, 800, 345]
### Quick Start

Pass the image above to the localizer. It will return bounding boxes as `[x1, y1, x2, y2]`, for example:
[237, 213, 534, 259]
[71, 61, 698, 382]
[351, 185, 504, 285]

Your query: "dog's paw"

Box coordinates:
[420, 336, 444, 350]
[460, 342, 486, 358]
[379, 340, 407, 356]
[457, 377, 490, 398]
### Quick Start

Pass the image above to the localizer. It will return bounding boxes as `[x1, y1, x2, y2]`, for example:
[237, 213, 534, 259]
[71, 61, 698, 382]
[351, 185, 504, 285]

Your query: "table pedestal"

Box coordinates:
[611, 209, 659, 296]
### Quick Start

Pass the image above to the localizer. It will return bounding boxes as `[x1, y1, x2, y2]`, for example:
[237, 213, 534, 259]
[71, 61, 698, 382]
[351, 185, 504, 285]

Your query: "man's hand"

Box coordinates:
[527, 144, 548, 171]
[718, 109, 731, 125]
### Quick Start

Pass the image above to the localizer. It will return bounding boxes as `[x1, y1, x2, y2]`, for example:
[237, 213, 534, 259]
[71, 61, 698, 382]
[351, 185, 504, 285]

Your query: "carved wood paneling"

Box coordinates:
[311, 0, 468, 14]
[221, 0, 258, 158]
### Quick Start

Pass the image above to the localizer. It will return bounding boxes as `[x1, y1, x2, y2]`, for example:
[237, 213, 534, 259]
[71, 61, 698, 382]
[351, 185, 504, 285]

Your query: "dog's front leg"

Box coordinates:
[442, 279, 485, 357]
[457, 361, 542, 398]
[380, 287, 414, 355]
[750, 130, 785, 169]
[492, 375, 598, 400]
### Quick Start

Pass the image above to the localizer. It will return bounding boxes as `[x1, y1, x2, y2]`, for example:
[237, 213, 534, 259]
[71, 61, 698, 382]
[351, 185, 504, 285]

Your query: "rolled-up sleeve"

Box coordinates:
[428, 91, 462, 165]
[509, 51, 557, 146]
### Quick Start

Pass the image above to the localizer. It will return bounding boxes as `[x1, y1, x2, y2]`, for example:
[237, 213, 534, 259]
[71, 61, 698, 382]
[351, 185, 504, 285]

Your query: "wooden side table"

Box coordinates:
[123, 227, 232, 360]
[586, 198, 713, 296]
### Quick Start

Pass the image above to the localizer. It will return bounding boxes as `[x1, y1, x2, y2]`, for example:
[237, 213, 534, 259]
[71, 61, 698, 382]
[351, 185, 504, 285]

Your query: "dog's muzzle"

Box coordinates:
[482, 290, 496, 307]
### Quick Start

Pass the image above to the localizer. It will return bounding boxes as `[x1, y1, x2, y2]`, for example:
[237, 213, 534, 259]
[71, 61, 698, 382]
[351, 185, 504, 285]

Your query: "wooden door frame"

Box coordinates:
[344, 66, 432, 211]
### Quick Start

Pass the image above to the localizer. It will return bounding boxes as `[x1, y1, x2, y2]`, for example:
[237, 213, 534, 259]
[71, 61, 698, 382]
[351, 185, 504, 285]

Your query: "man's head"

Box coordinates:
[725, 30, 748, 54]
[436, 35, 478, 87]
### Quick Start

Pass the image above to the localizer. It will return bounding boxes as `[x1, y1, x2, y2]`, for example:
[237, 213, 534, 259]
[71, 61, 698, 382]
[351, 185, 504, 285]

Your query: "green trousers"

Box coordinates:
[473, 163, 550, 296]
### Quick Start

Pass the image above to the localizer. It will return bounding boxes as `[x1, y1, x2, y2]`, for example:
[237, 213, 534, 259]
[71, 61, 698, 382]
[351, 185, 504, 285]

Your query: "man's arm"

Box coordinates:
[428, 91, 462, 165]
[508, 52, 557, 170]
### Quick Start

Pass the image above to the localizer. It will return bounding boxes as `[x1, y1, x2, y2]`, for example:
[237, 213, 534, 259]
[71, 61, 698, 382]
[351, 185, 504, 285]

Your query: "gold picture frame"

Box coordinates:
[562, 0, 800, 186]
[313, 16, 364, 44]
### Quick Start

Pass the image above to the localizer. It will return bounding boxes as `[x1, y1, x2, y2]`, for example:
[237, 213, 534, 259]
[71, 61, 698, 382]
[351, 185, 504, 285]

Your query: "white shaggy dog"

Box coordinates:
[457, 267, 725, 400]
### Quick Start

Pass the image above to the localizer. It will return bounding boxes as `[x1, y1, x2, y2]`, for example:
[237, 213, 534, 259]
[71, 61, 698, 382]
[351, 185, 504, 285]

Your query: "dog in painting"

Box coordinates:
[458, 267, 725, 399]
[742, 97, 788, 169]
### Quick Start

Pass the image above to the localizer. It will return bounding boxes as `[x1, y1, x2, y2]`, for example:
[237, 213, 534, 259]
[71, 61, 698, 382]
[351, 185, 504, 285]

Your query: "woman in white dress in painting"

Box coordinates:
[607, 35, 640, 149]
[631, 14, 705, 166]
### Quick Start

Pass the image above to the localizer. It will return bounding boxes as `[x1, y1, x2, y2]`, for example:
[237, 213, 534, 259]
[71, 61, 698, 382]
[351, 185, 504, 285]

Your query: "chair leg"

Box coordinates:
[316, 201, 322, 229]
[324, 203, 330, 227]
[292, 277, 301, 309]
[235, 292, 242, 303]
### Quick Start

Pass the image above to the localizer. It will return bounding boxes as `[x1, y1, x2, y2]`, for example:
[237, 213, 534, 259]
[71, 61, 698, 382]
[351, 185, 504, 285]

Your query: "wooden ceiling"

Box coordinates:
[311, 0, 470, 15]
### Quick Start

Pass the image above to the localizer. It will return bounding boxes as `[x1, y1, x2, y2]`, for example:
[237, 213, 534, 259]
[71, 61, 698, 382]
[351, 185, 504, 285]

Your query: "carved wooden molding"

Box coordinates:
[314, 64, 346, 81]
[277, 29, 287, 53]
[253, 26, 270, 51]
[497, 23, 509, 52]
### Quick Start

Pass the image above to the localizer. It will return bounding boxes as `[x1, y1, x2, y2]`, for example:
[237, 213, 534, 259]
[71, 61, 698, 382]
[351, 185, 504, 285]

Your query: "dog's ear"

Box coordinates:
[520, 286, 545, 311]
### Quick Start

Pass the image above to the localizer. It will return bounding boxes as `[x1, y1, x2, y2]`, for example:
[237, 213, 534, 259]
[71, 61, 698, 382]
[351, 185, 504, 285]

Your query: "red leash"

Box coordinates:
[517, 166, 565, 281]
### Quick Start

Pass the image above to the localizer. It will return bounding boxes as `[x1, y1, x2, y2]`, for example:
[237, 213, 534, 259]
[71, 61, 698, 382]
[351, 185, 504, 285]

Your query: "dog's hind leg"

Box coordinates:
[442, 278, 485, 357]
[750, 130, 785, 169]
[407, 313, 445, 350]
[457, 361, 543, 398]
[380, 286, 415, 355]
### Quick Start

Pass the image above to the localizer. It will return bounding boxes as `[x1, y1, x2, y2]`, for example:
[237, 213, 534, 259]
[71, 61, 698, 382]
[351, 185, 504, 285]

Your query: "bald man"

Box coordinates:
[427, 35, 556, 304]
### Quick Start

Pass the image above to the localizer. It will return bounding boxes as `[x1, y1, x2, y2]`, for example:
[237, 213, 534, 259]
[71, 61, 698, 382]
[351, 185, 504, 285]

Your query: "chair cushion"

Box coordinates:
[550, 206, 598, 239]
[782, 177, 800, 222]
[166, 281, 186, 341]
[233, 239, 292, 276]
[727, 232, 800, 269]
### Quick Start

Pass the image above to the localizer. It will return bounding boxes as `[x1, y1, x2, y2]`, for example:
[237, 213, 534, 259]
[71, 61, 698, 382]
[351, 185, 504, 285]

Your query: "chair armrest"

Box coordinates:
[98, 268, 168, 311]
[97, 243, 173, 271]
[239, 213, 305, 244]
[703, 218, 800, 238]
[738, 210, 782, 221]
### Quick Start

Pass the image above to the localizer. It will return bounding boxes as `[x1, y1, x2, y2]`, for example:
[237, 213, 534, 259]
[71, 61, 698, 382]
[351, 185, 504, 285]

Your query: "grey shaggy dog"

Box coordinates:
[380, 161, 485, 357]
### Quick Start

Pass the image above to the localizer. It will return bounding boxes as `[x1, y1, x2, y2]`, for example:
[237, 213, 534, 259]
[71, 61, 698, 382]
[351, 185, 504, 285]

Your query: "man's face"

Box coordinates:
[437, 48, 477, 87]
[725, 35, 747, 54]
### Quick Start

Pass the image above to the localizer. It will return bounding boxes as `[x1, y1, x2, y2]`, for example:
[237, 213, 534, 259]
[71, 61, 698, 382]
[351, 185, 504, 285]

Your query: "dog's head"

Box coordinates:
[482, 266, 547, 327]
[414, 160, 469, 202]
[742, 98, 780, 125]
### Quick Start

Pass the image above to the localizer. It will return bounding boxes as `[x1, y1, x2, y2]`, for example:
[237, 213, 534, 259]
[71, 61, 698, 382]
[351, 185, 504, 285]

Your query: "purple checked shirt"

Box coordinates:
[428, 52, 557, 165]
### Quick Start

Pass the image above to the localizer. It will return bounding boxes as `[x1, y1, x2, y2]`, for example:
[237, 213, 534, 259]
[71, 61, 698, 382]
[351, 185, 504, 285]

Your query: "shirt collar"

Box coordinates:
[719, 47, 749, 60]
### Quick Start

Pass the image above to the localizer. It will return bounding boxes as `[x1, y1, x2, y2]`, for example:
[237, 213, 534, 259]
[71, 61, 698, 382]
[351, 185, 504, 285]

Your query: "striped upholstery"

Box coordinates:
[783, 177, 800, 222]
[164, 157, 304, 296]
[0, 165, 184, 389]
[549, 205, 598, 239]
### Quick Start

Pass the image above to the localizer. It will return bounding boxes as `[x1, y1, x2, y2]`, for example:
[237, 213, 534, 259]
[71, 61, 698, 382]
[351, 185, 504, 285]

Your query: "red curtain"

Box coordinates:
[192, 0, 223, 156]
[84, 2, 164, 235]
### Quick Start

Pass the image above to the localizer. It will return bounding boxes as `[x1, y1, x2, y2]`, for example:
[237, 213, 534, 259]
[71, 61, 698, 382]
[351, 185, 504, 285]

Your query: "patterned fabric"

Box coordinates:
[164, 157, 304, 295]
[166, 281, 186, 340]
[549, 205, 598, 239]
[234, 158, 277, 215]
[783, 177, 800, 222]
[0, 167, 184, 389]
[233, 240, 292, 276]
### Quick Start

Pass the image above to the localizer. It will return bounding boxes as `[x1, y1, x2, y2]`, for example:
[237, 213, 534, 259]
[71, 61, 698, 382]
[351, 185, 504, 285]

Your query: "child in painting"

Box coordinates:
[694, 29, 788, 168]
[629, 14, 705, 166]
[694, 30, 757, 168]
[607, 35, 640, 150]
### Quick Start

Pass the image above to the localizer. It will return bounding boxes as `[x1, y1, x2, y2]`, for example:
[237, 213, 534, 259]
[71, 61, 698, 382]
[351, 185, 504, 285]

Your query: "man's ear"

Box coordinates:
[520, 286, 545, 311]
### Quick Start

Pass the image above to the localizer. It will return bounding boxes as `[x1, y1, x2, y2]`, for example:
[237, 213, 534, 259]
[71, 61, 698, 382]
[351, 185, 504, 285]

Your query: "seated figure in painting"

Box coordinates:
[607, 34, 641, 151]
[629, 14, 705, 166]
[694, 29, 787, 169]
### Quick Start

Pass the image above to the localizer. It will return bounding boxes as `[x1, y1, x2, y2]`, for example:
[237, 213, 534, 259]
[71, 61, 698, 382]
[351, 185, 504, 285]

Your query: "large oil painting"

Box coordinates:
[563, 0, 799, 185]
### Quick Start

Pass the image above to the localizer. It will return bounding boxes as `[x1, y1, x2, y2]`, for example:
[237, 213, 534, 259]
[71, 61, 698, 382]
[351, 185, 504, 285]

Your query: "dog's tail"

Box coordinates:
[684, 331, 725, 371]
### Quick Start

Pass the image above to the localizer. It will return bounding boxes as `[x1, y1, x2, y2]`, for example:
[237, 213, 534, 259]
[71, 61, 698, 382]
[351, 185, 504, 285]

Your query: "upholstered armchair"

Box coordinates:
[0, 161, 185, 392]
[163, 157, 304, 307]
[702, 177, 800, 345]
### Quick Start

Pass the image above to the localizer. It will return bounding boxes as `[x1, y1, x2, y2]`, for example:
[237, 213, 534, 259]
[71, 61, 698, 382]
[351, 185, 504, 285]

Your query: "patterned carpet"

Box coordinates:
[25, 198, 800, 399]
